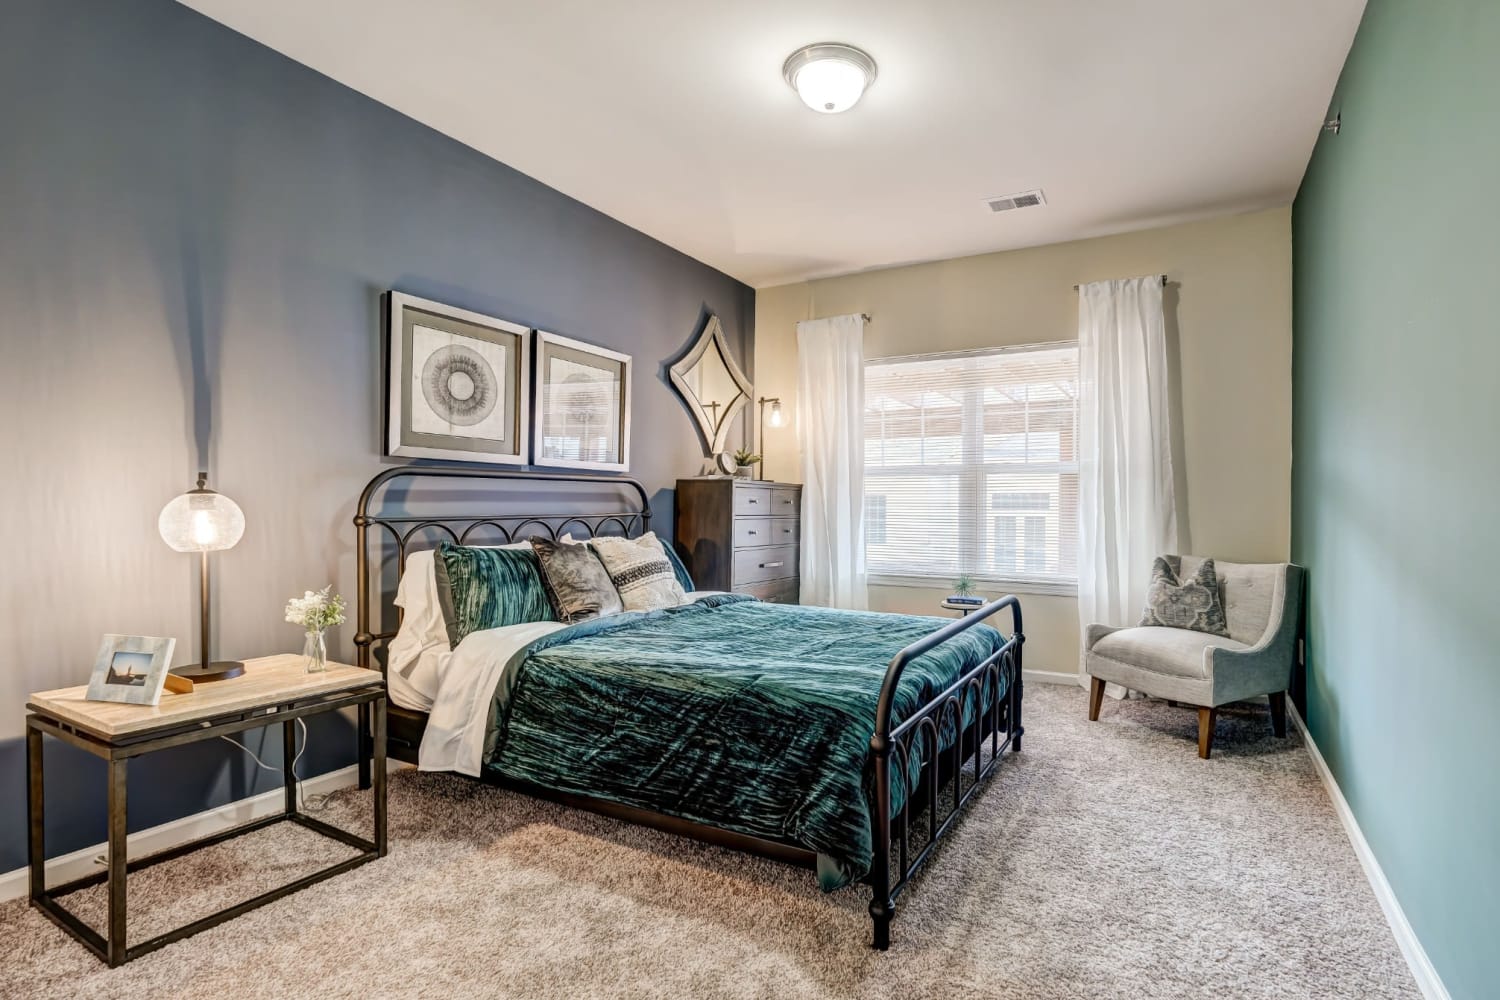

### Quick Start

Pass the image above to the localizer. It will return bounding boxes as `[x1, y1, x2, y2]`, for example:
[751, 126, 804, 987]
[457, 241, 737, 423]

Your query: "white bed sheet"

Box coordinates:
[415, 592, 726, 775]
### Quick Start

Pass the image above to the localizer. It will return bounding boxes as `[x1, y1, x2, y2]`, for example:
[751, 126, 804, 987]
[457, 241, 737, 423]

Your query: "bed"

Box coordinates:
[352, 465, 1025, 948]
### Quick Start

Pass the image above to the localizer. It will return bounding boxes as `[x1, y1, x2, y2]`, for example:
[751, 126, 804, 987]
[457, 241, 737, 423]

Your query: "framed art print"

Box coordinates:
[86, 634, 176, 706]
[532, 330, 631, 472]
[386, 291, 530, 465]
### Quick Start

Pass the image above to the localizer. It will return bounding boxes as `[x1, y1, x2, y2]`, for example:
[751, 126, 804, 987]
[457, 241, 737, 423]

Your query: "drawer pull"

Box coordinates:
[747, 498, 759, 504]
[761, 561, 784, 569]
[747, 530, 757, 535]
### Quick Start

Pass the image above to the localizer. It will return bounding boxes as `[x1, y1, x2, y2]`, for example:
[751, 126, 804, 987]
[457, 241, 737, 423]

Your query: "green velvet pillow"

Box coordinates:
[434, 543, 556, 648]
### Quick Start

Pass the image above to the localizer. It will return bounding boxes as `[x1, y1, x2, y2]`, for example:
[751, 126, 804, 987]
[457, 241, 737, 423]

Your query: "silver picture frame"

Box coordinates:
[532, 330, 632, 473]
[386, 291, 531, 465]
[86, 634, 177, 706]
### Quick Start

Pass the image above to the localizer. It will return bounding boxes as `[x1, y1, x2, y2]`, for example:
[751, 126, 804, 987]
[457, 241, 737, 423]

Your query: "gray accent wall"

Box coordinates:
[0, 0, 753, 872]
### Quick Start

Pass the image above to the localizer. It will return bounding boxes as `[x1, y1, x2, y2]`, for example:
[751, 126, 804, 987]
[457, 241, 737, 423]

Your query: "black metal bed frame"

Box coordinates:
[353, 464, 1024, 949]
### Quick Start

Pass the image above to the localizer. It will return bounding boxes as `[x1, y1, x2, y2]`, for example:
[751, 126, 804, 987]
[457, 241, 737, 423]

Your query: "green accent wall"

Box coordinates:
[1292, 2, 1500, 997]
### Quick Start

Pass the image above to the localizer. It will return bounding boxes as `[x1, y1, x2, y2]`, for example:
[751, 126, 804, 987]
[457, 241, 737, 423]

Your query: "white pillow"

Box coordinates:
[386, 543, 532, 685]
[587, 533, 686, 613]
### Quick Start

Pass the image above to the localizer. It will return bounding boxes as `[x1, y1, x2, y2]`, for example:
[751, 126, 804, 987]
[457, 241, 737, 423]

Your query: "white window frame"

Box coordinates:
[864, 341, 1080, 597]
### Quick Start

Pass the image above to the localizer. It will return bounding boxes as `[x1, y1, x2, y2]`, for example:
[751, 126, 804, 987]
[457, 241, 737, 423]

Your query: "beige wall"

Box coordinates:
[755, 207, 1293, 675]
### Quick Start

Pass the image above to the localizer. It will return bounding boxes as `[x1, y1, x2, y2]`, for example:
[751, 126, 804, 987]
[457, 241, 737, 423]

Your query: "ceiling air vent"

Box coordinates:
[985, 189, 1046, 213]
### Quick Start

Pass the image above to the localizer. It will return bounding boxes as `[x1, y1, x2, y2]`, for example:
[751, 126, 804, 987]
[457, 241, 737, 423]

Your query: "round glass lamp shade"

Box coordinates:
[158, 487, 245, 552]
[783, 43, 877, 114]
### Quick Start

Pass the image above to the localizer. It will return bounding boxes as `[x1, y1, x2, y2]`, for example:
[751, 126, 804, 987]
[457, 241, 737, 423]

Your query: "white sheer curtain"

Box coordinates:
[1077, 277, 1179, 680]
[796, 313, 868, 609]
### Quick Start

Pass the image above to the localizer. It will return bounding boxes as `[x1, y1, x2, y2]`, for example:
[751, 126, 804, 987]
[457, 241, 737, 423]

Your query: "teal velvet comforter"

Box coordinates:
[481, 594, 1011, 889]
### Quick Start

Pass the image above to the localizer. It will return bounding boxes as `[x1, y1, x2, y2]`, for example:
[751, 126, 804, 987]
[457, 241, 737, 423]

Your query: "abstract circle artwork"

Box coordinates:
[421, 344, 497, 426]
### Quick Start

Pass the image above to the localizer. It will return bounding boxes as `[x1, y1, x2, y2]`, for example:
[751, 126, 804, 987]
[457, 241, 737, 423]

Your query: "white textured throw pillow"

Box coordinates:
[588, 533, 685, 612]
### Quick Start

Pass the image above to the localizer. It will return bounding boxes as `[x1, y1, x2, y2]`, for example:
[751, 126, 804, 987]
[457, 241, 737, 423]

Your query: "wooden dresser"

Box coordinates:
[675, 477, 801, 604]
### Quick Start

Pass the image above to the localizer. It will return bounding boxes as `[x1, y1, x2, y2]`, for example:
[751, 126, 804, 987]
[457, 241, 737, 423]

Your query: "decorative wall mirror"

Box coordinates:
[668, 315, 753, 457]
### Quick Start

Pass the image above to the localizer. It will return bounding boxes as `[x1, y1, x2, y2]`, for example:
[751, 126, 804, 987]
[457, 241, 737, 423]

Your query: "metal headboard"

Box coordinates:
[353, 464, 652, 674]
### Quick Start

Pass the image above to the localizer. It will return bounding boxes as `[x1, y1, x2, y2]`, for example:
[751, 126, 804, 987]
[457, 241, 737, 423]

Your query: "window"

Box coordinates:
[864, 494, 888, 545]
[864, 344, 1079, 589]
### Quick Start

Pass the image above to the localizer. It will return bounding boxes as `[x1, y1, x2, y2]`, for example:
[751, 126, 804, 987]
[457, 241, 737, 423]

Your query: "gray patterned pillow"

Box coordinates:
[1139, 555, 1230, 636]
[530, 538, 623, 623]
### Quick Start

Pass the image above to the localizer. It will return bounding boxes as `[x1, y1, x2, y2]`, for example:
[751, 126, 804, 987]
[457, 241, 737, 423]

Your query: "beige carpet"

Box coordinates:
[1, 685, 1417, 999]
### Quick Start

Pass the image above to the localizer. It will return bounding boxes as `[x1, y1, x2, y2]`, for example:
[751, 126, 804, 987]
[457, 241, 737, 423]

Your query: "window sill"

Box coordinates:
[867, 574, 1079, 598]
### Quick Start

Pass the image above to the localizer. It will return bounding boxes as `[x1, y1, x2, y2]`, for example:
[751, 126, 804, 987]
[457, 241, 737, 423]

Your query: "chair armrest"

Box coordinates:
[1084, 623, 1128, 652]
[1208, 564, 1304, 704]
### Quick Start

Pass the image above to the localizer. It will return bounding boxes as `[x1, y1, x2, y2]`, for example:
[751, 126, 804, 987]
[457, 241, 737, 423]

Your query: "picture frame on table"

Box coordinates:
[532, 330, 632, 473]
[85, 635, 177, 706]
[386, 291, 531, 465]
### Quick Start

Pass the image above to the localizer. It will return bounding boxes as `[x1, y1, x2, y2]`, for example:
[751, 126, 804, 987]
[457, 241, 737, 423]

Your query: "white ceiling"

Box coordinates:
[178, 0, 1365, 288]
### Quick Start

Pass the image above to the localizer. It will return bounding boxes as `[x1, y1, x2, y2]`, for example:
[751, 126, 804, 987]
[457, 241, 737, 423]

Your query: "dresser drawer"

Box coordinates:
[767, 517, 799, 546]
[770, 487, 800, 514]
[733, 545, 797, 585]
[733, 486, 771, 515]
[740, 577, 799, 605]
[734, 517, 772, 547]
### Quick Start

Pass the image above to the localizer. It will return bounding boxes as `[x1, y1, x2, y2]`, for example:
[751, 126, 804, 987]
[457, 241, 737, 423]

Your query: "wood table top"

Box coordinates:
[27, 654, 383, 739]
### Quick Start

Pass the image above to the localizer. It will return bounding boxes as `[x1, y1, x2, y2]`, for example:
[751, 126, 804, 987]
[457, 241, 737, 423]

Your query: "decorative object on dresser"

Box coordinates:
[26, 655, 387, 967]
[756, 396, 785, 481]
[533, 330, 632, 472]
[385, 291, 530, 465]
[731, 447, 761, 480]
[157, 472, 247, 681]
[667, 313, 753, 460]
[85, 635, 177, 705]
[675, 477, 801, 605]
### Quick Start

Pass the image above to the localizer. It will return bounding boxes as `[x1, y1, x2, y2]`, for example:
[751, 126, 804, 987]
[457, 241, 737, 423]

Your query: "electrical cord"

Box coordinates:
[220, 718, 334, 813]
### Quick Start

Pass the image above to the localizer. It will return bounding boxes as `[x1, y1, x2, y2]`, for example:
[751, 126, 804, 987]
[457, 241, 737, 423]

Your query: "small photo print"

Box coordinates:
[86, 635, 176, 706]
[104, 650, 153, 687]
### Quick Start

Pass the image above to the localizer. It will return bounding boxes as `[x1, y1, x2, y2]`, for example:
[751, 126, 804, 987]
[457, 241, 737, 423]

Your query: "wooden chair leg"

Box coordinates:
[1088, 677, 1105, 721]
[1268, 692, 1288, 738]
[1197, 707, 1217, 759]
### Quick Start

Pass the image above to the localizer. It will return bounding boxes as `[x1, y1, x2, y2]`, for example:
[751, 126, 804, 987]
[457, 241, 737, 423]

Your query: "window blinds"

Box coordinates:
[863, 344, 1080, 586]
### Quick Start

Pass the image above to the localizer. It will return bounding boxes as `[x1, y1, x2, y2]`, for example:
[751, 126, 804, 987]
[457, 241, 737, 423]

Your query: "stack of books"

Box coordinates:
[946, 594, 985, 607]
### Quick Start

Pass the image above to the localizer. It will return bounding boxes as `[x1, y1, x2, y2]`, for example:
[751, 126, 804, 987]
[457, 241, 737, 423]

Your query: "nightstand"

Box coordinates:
[940, 599, 984, 617]
[25, 654, 386, 967]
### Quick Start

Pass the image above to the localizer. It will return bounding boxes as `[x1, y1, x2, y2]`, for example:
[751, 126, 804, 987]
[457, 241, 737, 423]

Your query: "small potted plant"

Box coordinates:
[732, 448, 762, 480]
[949, 574, 983, 606]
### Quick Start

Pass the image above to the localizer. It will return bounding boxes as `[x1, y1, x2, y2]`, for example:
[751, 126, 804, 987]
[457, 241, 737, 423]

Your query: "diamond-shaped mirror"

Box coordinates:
[669, 315, 753, 456]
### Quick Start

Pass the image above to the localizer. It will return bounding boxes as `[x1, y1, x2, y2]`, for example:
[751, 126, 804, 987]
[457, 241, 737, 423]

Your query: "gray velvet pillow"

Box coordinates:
[529, 538, 623, 623]
[1138, 555, 1230, 636]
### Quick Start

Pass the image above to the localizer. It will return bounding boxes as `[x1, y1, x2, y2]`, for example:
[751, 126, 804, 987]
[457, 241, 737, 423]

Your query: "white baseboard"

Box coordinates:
[0, 764, 363, 904]
[1023, 669, 1079, 686]
[1289, 705, 1450, 1000]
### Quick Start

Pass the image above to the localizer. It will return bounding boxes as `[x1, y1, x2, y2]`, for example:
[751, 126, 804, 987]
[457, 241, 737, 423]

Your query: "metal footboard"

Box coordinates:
[867, 596, 1024, 949]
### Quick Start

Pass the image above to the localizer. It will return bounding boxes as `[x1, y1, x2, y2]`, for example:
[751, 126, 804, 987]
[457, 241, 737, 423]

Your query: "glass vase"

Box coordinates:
[302, 628, 328, 673]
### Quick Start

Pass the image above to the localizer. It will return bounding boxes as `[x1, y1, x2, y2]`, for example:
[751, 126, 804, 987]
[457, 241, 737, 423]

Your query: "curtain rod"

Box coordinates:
[1072, 274, 1168, 290]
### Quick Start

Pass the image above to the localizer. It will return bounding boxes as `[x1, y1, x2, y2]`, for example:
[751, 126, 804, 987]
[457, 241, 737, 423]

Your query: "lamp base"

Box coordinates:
[171, 660, 246, 682]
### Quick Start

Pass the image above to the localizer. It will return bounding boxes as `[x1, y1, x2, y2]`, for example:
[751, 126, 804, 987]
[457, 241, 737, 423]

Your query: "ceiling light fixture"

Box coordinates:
[782, 43, 877, 114]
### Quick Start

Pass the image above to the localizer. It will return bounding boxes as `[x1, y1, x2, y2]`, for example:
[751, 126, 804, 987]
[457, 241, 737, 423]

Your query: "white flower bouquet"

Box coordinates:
[285, 586, 346, 631]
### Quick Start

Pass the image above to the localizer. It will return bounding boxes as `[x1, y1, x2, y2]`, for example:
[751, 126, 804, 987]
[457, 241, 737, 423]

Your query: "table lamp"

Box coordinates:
[758, 397, 784, 482]
[158, 472, 246, 681]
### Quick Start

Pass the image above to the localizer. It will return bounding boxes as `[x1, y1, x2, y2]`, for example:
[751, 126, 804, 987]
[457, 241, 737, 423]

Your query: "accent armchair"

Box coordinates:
[1084, 557, 1304, 758]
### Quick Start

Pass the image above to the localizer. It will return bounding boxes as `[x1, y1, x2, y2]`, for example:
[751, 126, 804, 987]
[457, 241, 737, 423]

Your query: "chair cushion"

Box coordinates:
[1093, 626, 1250, 680]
